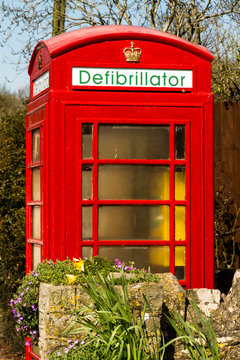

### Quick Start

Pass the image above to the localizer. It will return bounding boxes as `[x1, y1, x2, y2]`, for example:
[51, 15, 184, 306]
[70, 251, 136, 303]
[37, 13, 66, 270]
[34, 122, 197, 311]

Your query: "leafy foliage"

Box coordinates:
[9, 257, 160, 344]
[214, 185, 240, 269]
[1, 1, 240, 101]
[165, 296, 222, 359]
[211, 26, 240, 102]
[11, 258, 223, 359]
[50, 269, 222, 360]
[0, 91, 27, 296]
[0, 87, 26, 117]
[53, 268, 164, 360]
[49, 341, 113, 360]
[9, 257, 115, 341]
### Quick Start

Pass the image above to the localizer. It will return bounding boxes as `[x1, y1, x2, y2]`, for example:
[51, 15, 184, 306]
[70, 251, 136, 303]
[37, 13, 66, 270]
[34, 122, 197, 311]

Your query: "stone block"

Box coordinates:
[157, 273, 186, 315]
[188, 288, 221, 316]
[38, 272, 240, 360]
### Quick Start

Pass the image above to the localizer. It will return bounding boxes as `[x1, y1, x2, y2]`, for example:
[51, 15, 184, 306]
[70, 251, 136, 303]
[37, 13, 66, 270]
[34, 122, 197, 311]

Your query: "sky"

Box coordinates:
[0, 1, 33, 93]
[0, 37, 30, 93]
[0, 14, 30, 93]
[0, 50, 29, 93]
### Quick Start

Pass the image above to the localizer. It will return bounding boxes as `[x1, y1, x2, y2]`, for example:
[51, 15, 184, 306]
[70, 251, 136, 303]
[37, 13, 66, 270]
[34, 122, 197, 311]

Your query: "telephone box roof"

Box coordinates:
[28, 25, 214, 74]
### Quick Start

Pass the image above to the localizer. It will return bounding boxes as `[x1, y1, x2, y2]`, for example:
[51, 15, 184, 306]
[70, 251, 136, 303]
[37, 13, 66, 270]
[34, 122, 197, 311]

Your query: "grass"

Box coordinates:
[50, 270, 222, 360]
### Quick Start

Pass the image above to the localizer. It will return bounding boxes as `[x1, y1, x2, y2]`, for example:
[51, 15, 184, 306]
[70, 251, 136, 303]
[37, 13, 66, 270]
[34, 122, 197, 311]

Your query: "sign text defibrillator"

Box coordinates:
[72, 67, 193, 89]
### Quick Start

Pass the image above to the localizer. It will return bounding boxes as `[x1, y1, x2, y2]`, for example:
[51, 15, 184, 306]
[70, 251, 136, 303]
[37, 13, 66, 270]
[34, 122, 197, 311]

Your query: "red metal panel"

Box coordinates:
[28, 26, 213, 75]
[25, 340, 41, 360]
[92, 122, 99, 257]
[28, 26, 213, 105]
[28, 108, 45, 127]
[190, 106, 204, 287]
[50, 42, 211, 95]
[26, 100, 214, 288]
[65, 104, 82, 259]
[41, 103, 47, 261]
[46, 100, 66, 261]
[169, 124, 175, 275]
[185, 122, 191, 287]
[26, 108, 46, 273]
[25, 116, 31, 273]
[64, 105, 205, 288]
[26, 26, 214, 289]
[44, 102, 50, 260]
[204, 102, 214, 288]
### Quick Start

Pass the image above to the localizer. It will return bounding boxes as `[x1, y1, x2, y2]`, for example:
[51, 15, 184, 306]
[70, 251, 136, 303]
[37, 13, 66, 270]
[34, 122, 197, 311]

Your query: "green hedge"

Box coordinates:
[0, 96, 26, 296]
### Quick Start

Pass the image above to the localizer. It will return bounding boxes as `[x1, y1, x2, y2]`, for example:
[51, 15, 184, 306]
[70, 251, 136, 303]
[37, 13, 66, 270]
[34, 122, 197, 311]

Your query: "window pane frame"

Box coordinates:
[80, 119, 189, 286]
[27, 125, 44, 272]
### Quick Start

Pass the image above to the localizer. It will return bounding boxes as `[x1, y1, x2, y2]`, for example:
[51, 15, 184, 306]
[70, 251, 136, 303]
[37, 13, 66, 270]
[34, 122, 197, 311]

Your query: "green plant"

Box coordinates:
[0, 98, 26, 296]
[9, 257, 116, 342]
[51, 271, 222, 360]
[214, 185, 240, 268]
[59, 268, 165, 360]
[165, 296, 222, 360]
[11, 257, 223, 360]
[49, 341, 114, 360]
[10, 256, 151, 344]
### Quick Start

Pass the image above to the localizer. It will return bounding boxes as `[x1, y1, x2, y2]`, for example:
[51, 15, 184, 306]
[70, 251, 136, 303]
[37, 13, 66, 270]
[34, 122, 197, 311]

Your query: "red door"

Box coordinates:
[65, 104, 204, 288]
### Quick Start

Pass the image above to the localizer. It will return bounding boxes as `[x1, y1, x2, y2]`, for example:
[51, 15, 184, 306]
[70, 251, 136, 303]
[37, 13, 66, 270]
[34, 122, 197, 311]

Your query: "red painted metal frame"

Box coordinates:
[26, 348, 41, 360]
[26, 102, 213, 287]
[204, 102, 214, 288]
[25, 339, 41, 360]
[26, 107, 45, 273]
[26, 27, 215, 358]
[26, 26, 214, 296]
[28, 26, 213, 77]
[64, 104, 207, 288]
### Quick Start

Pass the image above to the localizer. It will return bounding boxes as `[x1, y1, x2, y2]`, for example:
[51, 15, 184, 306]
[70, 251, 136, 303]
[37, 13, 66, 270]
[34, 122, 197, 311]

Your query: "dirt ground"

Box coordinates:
[0, 340, 25, 360]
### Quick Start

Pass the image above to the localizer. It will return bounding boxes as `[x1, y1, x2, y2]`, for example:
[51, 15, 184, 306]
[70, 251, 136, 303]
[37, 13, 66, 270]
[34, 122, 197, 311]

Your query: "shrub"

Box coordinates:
[214, 185, 240, 268]
[10, 257, 222, 360]
[0, 98, 26, 296]
[9, 257, 159, 345]
[9, 257, 116, 342]
[50, 269, 222, 360]
[51, 268, 164, 360]
[165, 296, 222, 359]
[49, 341, 113, 360]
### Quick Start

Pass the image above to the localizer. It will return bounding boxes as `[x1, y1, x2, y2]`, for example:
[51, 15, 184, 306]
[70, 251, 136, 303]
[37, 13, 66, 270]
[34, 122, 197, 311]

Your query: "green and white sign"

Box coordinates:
[72, 67, 193, 89]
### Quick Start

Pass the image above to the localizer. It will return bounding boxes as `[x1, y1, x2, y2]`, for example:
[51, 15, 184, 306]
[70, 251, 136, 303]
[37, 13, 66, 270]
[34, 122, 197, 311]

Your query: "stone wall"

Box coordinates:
[39, 270, 240, 359]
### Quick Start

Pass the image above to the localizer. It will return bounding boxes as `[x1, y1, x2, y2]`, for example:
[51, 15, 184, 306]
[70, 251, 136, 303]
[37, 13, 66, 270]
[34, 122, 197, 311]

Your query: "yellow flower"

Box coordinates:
[66, 274, 77, 284]
[73, 258, 85, 272]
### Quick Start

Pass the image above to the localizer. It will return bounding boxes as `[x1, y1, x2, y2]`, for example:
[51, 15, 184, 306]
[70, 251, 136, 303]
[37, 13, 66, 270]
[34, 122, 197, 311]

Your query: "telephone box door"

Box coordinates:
[65, 104, 206, 288]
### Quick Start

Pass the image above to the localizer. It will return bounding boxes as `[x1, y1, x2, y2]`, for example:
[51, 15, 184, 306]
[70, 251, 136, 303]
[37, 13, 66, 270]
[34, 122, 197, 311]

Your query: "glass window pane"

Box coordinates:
[32, 167, 41, 201]
[175, 125, 185, 159]
[98, 125, 169, 159]
[32, 128, 40, 163]
[98, 165, 169, 200]
[82, 206, 92, 240]
[32, 206, 41, 239]
[98, 246, 169, 273]
[175, 246, 185, 280]
[32, 244, 41, 269]
[175, 206, 185, 241]
[82, 165, 92, 200]
[175, 166, 185, 200]
[82, 246, 93, 259]
[98, 205, 169, 240]
[82, 124, 92, 159]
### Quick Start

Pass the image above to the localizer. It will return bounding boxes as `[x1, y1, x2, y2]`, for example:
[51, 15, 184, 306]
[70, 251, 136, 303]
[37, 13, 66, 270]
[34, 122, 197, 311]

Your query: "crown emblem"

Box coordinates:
[123, 42, 142, 63]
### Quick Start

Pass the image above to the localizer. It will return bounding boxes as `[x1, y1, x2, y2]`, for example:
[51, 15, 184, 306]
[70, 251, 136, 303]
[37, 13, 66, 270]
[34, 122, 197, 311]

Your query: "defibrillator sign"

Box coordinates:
[72, 67, 193, 89]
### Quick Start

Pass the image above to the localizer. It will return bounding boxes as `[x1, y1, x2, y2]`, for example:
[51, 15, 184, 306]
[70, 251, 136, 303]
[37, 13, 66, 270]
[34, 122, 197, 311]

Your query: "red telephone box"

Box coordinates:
[26, 25, 214, 291]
